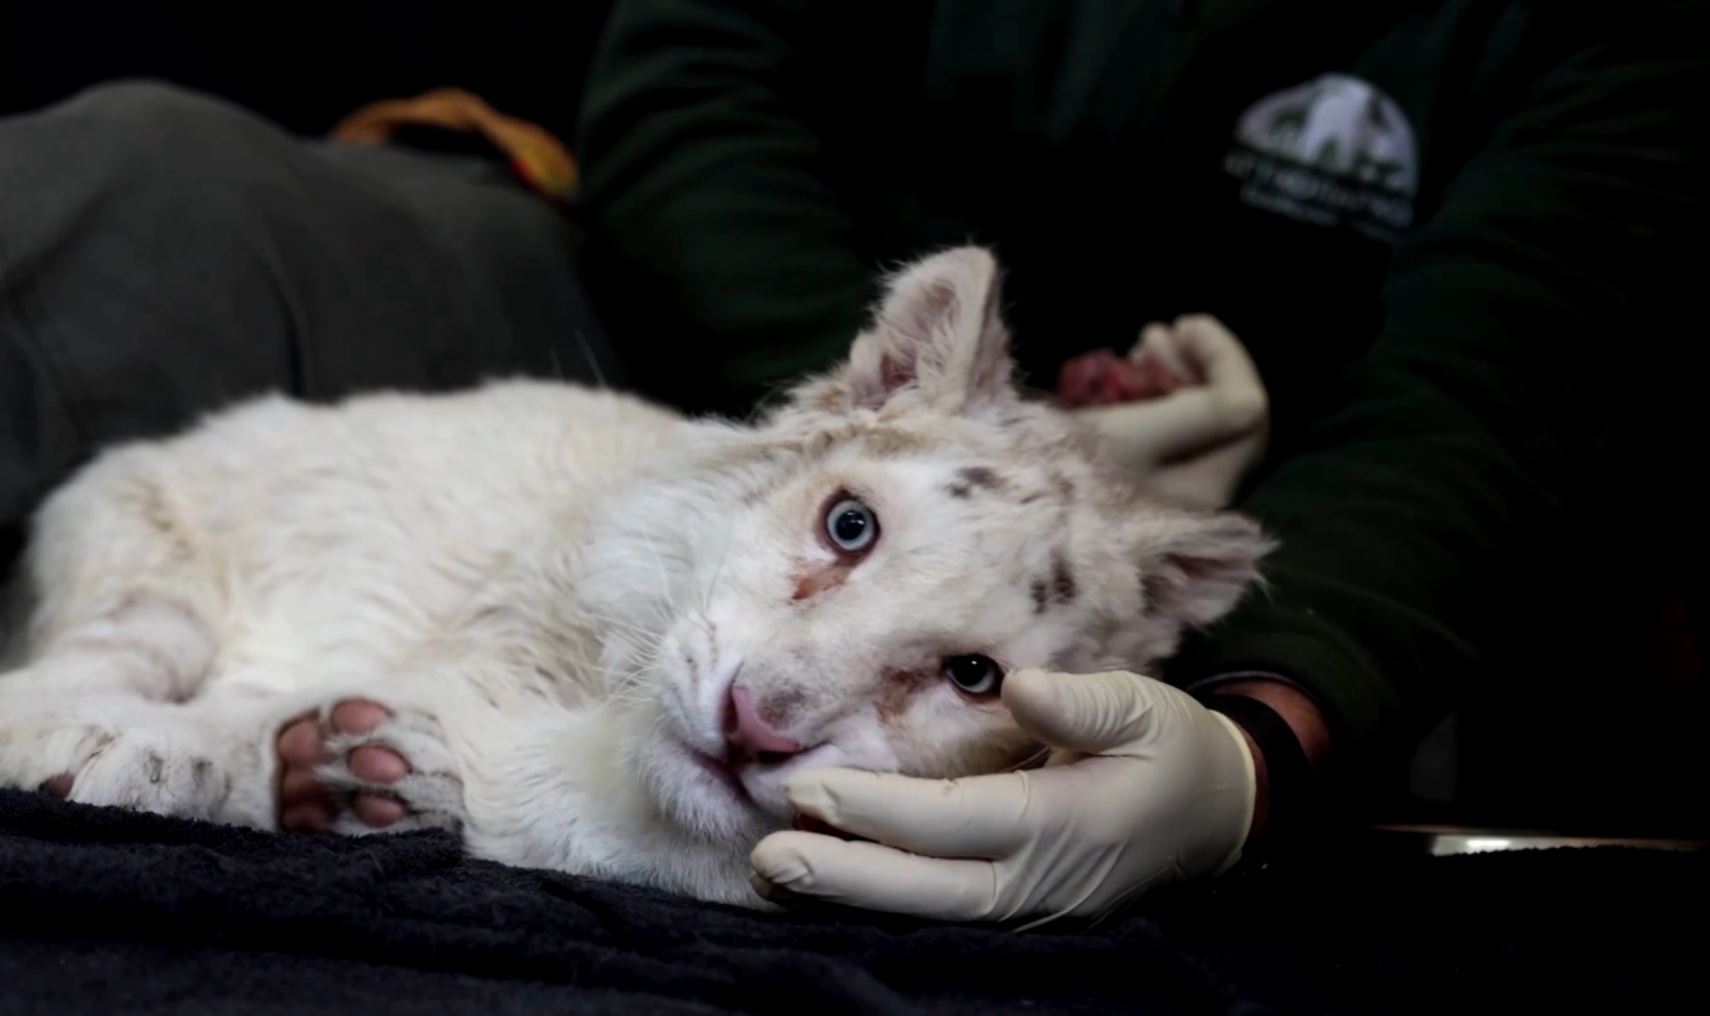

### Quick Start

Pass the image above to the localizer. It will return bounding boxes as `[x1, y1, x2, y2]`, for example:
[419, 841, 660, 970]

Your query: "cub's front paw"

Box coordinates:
[275, 700, 463, 835]
[19, 721, 228, 820]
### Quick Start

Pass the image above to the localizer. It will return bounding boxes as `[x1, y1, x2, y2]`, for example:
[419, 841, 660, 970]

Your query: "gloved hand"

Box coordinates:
[749, 668, 1257, 926]
[1061, 315, 1270, 509]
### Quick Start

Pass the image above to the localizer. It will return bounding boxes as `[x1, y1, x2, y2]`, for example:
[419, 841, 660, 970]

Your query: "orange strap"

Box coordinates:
[330, 88, 578, 202]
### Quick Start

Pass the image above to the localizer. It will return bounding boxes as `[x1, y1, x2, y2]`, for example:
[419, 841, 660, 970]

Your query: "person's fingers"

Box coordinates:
[1002, 668, 1164, 755]
[1118, 356, 1179, 400]
[276, 716, 325, 768]
[1128, 323, 1170, 365]
[1080, 388, 1241, 461]
[1170, 315, 1265, 396]
[1129, 323, 1193, 383]
[750, 830, 1001, 920]
[785, 767, 1035, 859]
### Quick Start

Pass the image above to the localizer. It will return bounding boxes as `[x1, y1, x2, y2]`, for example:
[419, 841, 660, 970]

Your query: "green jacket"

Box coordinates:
[576, 1, 1707, 783]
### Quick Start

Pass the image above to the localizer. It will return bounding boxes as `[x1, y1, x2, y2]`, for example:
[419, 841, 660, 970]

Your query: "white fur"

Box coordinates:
[0, 248, 1271, 906]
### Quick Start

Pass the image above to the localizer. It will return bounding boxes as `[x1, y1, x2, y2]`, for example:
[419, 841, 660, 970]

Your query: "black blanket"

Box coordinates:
[0, 789, 1701, 1014]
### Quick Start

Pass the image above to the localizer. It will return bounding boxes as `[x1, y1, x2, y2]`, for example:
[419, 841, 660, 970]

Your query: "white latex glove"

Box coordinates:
[1077, 315, 1270, 510]
[749, 668, 1256, 926]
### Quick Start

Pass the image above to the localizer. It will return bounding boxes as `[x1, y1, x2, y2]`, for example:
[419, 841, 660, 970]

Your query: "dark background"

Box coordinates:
[1, 3, 609, 140]
[3, 0, 1704, 838]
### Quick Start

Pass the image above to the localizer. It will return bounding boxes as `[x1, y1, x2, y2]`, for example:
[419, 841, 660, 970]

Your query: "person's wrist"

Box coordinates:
[1201, 679, 1329, 848]
[1231, 721, 1270, 837]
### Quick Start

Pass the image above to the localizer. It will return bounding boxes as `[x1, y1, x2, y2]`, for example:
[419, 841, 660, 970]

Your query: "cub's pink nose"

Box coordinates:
[724, 683, 803, 759]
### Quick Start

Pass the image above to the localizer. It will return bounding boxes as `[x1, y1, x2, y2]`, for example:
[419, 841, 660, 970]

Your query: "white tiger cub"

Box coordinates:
[0, 247, 1271, 906]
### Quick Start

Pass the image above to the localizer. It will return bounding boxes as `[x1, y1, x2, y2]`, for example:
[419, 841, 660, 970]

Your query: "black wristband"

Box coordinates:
[1202, 693, 1314, 847]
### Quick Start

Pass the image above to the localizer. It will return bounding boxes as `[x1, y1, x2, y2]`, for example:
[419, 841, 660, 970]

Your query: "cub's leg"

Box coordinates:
[0, 444, 231, 817]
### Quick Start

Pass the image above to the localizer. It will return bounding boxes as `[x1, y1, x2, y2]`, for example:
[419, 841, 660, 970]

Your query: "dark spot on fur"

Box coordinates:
[1052, 553, 1078, 604]
[1031, 580, 1050, 615]
[132, 482, 196, 562]
[82, 731, 116, 763]
[794, 565, 851, 602]
[191, 758, 214, 787]
[1140, 569, 1174, 614]
[958, 466, 1004, 490]
[1048, 471, 1077, 503]
[877, 668, 935, 725]
[144, 753, 165, 785]
[1019, 491, 1046, 505]
[758, 686, 807, 729]
[471, 604, 510, 625]
[947, 466, 1005, 500]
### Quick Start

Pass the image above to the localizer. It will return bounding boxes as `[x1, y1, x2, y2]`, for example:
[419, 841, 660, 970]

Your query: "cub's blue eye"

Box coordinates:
[824, 497, 879, 554]
[943, 654, 1002, 696]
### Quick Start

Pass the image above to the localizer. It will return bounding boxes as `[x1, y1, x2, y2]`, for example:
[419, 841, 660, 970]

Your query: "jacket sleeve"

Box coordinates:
[1169, 8, 1709, 774]
[575, 0, 878, 414]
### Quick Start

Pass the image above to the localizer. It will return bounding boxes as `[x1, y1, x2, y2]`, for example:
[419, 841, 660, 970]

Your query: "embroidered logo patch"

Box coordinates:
[1224, 74, 1418, 241]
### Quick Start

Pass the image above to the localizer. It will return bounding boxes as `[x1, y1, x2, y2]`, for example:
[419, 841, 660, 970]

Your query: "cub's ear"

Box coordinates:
[826, 246, 1017, 414]
[1130, 510, 1273, 630]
